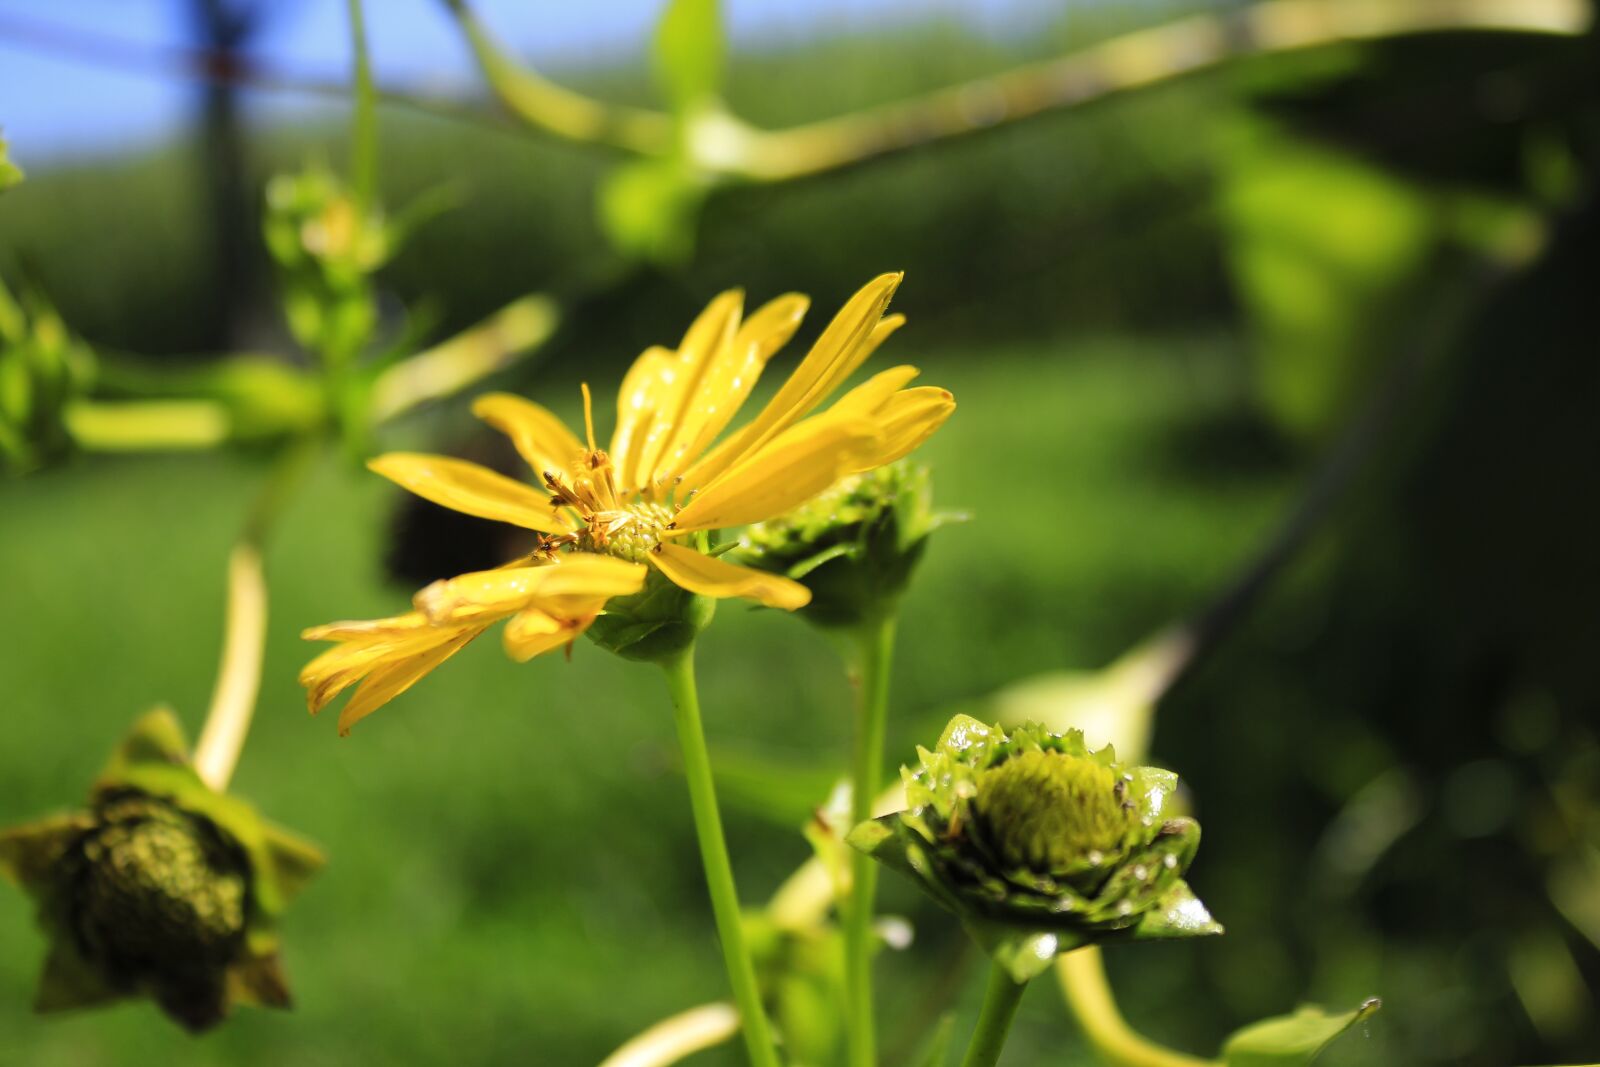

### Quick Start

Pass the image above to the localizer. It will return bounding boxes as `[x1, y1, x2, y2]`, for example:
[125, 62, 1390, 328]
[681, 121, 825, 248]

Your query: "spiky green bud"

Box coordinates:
[736, 462, 960, 629]
[0, 710, 324, 1031]
[849, 714, 1220, 982]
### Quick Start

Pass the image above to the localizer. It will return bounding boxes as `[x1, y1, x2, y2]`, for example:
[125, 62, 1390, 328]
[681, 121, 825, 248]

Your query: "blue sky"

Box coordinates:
[0, 0, 1063, 163]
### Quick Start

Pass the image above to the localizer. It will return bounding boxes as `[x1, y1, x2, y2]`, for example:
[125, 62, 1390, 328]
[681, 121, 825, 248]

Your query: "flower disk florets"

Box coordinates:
[68, 793, 249, 966]
[849, 715, 1220, 981]
[973, 750, 1139, 882]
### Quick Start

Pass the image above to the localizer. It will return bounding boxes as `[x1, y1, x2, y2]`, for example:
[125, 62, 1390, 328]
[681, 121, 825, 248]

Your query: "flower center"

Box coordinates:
[576, 501, 673, 563]
[973, 749, 1138, 876]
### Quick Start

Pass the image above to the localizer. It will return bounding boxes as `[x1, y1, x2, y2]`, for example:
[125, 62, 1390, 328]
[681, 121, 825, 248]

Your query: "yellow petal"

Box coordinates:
[828, 364, 921, 418]
[650, 542, 811, 610]
[650, 293, 811, 485]
[369, 453, 569, 533]
[631, 290, 744, 489]
[415, 567, 553, 624]
[300, 613, 477, 717]
[610, 346, 677, 492]
[671, 415, 881, 532]
[415, 555, 646, 624]
[503, 606, 590, 662]
[680, 274, 901, 492]
[302, 613, 431, 642]
[854, 386, 955, 471]
[337, 627, 480, 735]
[472, 393, 585, 478]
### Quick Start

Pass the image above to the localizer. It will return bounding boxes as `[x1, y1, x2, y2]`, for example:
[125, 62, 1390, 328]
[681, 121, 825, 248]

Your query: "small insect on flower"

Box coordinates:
[0, 710, 323, 1032]
[849, 715, 1220, 982]
[302, 273, 955, 733]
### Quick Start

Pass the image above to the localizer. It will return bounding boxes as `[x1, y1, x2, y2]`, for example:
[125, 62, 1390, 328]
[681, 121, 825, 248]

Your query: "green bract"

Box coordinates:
[737, 462, 960, 629]
[848, 715, 1221, 982]
[0, 709, 324, 1031]
[585, 560, 716, 663]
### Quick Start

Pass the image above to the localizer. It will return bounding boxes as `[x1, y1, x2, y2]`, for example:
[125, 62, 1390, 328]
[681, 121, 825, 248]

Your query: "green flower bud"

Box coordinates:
[0, 710, 324, 1031]
[849, 714, 1220, 982]
[0, 278, 94, 475]
[263, 166, 388, 365]
[736, 462, 961, 629]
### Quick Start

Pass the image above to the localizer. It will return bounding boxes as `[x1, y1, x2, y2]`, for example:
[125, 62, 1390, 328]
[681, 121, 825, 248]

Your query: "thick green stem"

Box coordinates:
[660, 649, 781, 1067]
[845, 613, 897, 1067]
[959, 964, 1028, 1067]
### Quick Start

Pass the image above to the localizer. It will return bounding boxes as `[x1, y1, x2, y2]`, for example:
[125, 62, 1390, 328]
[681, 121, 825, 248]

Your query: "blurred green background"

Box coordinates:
[3, 1, 1599, 1064]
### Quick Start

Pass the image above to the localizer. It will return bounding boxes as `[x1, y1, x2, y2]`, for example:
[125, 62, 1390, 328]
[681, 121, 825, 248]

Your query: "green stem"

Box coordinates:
[344, 0, 377, 213]
[660, 648, 781, 1067]
[845, 613, 897, 1067]
[959, 964, 1028, 1067]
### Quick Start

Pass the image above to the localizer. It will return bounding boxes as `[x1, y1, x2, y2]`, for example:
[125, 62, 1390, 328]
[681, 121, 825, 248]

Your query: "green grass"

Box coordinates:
[0, 336, 1290, 1064]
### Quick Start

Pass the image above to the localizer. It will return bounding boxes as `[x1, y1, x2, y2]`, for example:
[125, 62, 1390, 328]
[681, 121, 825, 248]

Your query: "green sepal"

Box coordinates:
[0, 812, 94, 891]
[1222, 999, 1381, 1066]
[34, 943, 121, 1014]
[584, 561, 715, 663]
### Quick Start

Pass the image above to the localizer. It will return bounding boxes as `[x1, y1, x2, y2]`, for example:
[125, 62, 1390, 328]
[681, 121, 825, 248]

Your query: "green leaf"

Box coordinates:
[653, 0, 724, 110]
[597, 157, 708, 265]
[1222, 999, 1381, 1067]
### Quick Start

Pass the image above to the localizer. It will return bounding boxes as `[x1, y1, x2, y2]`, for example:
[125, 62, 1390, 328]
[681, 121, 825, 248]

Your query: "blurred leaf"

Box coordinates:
[914, 1013, 958, 1067]
[710, 749, 840, 828]
[1219, 123, 1436, 439]
[597, 157, 708, 264]
[1222, 999, 1381, 1066]
[654, 0, 724, 110]
[0, 132, 21, 191]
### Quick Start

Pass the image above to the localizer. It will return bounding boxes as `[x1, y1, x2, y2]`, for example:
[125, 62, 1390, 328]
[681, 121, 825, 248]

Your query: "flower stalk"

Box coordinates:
[959, 963, 1028, 1067]
[660, 647, 781, 1067]
[193, 542, 268, 792]
[845, 612, 896, 1067]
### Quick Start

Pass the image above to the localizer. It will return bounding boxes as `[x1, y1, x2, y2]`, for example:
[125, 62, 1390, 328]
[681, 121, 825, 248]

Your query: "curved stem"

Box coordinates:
[344, 0, 377, 213]
[845, 613, 897, 1067]
[440, 0, 1585, 181]
[660, 648, 781, 1067]
[193, 439, 318, 791]
[959, 964, 1027, 1067]
[1057, 949, 1215, 1067]
[599, 1002, 740, 1067]
[193, 541, 267, 792]
[439, 0, 673, 155]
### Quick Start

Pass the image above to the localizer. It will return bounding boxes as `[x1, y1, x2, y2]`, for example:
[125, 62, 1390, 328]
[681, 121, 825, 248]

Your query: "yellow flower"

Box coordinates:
[302, 273, 953, 733]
